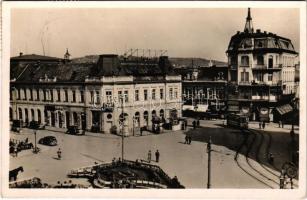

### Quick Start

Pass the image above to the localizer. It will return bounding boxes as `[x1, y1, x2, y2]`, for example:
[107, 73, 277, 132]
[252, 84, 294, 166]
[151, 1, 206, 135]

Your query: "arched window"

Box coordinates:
[152, 110, 156, 118]
[241, 56, 249, 66]
[18, 108, 22, 120]
[37, 110, 41, 124]
[9, 108, 13, 121]
[143, 111, 149, 126]
[31, 109, 35, 121]
[24, 108, 29, 123]
[73, 112, 78, 126]
[268, 56, 274, 68]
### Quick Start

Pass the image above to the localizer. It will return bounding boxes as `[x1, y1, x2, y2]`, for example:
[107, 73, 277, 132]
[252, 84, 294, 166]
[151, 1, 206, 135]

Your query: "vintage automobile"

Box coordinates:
[38, 136, 57, 146]
[11, 120, 23, 132]
[66, 126, 85, 135]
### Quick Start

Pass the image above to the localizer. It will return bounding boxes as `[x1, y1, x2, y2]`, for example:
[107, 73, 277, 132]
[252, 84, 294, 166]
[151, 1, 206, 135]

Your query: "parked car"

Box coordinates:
[29, 121, 40, 129]
[66, 126, 84, 135]
[11, 120, 23, 132]
[38, 136, 57, 146]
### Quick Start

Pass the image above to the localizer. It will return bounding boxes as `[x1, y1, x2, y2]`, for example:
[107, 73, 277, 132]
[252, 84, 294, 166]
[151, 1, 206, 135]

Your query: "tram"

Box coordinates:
[226, 113, 249, 129]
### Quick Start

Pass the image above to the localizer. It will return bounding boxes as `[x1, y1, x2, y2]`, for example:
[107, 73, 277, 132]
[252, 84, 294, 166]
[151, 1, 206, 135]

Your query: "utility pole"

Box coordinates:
[206, 136, 212, 189]
[121, 95, 124, 161]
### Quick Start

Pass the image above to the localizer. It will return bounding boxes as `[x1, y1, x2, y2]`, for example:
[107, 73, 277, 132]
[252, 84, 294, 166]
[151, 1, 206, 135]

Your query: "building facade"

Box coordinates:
[175, 62, 228, 113]
[10, 53, 182, 136]
[226, 8, 299, 121]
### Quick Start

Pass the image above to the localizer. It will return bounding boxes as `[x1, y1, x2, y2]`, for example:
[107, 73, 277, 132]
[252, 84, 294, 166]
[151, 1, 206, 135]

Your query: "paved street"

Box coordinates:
[9, 119, 298, 188]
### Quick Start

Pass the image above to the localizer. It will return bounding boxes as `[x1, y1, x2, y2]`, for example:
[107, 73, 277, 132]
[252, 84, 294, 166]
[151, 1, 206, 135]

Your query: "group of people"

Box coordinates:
[147, 150, 160, 163]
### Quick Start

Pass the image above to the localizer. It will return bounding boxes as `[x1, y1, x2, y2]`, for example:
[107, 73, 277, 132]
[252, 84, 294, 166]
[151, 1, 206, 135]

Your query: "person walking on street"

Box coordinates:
[147, 150, 151, 163]
[188, 136, 192, 144]
[262, 121, 265, 129]
[184, 135, 188, 144]
[155, 150, 160, 163]
[193, 120, 196, 129]
[14, 146, 18, 157]
[259, 122, 262, 129]
[197, 119, 200, 127]
[57, 148, 62, 160]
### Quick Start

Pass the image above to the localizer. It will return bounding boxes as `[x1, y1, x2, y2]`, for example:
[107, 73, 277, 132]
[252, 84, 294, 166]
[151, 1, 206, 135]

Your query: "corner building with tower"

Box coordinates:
[226, 8, 299, 121]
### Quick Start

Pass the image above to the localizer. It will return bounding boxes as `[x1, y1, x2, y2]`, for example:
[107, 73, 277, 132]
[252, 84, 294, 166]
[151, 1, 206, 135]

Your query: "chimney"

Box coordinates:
[19, 52, 23, 57]
[256, 29, 261, 33]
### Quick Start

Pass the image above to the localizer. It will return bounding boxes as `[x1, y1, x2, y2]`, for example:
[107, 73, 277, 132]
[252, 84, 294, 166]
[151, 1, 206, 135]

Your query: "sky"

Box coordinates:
[11, 8, 300, 62]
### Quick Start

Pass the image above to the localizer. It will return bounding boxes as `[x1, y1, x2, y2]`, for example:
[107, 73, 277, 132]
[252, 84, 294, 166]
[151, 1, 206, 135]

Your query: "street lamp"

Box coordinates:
[33, 130, 39, 154]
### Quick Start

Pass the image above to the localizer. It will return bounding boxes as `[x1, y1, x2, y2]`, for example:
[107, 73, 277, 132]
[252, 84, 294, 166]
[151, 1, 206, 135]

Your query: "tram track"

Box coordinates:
[234, 130, 273, 188]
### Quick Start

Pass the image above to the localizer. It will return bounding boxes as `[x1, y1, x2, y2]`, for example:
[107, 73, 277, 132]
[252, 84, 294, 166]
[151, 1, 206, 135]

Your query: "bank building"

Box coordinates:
[10, 51, 182, 136]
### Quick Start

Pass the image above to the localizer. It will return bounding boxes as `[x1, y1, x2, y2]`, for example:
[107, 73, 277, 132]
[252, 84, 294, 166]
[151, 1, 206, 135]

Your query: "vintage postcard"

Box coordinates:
[1, 1, 306, 199]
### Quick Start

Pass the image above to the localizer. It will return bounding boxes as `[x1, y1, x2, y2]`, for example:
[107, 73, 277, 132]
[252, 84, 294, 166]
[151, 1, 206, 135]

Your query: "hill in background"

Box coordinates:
[71, 55, 227, 68]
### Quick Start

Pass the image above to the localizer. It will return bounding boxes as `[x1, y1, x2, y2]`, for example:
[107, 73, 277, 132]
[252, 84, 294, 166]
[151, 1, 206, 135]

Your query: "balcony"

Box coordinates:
[252, 65, 282, 71]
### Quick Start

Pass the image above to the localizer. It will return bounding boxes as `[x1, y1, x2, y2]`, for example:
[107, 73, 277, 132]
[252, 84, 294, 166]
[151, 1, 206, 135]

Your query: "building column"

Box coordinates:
[62, 111, 67, 129]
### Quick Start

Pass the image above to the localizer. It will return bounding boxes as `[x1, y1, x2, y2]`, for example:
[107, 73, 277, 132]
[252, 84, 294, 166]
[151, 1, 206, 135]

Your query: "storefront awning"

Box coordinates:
[276, 104, 293, 115]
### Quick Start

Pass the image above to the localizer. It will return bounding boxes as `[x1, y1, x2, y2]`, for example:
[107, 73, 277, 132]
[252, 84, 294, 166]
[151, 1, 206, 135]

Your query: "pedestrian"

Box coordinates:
[281, 120, 284, 128]
[197, 119, 200, 127]
[140, 127, 143, 136]
[269, 153, 274, 164]
[193, 120, 196, 129]
[184, 135, 188, 144]
[188, 136, 192, 145]
[155, 150, 160, 162]
[259, 122, 262, 129]
[278, 120, 281, 128]
[25, 137, 28, 143]
[148, 150, 151, 163]
[14, 146, 18, 157]
[57, 148, 62, 160]
[262, 121, 265, 129]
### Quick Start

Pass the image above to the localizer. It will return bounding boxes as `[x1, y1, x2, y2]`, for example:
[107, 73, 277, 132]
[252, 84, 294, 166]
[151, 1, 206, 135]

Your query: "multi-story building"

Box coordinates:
[175, 61, 228, 113]
[226, 8, 299, 121]
[10, 52, 182, 136]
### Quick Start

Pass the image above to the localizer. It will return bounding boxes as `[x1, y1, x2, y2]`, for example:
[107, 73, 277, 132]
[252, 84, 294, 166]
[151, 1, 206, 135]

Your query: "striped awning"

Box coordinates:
[276, 104, 293, 115]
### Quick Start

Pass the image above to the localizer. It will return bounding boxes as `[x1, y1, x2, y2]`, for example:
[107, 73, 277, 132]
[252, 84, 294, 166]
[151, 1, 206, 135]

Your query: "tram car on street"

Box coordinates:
[226, 113, 249, 129]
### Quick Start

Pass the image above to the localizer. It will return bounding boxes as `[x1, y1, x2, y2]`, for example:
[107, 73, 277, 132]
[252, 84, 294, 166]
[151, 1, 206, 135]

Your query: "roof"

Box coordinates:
[226, 30, 298, 54]
[11, 54, 62, 61]
[10, 54, 178, 83]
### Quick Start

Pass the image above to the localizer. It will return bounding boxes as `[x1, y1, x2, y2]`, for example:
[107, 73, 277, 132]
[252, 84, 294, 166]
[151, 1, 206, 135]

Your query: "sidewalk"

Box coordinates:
[248, 121, 299, 134]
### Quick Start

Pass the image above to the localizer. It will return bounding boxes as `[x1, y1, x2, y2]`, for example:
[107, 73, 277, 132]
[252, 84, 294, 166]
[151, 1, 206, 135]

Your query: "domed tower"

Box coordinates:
[64, 48, 71, 60]
[226, 8, 299, 122]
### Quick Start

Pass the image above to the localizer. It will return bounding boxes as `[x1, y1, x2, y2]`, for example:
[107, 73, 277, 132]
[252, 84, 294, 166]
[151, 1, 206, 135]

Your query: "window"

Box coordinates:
[57, 89, 61, 102]
[72, 90, 76, 102]
[257, 55, 264, 65]
[160, 88, 164, 99]
[17, 89, 21, 100]
[268, 56, 274, 68]
[36, 89, 40, 101]
[24, 89, 27, 100]
[152, 89, 156, 100]
[106, 91, 112, 104]
[241, 56, 249, 66]
[144, 89, 148, 101]
[50, 90, 53, 102]
[95, 91, 100, 104]
[135, 90, 139, 101]
[90, 91, 94, 103]
[29, 89, 33, 100]
[80, 91, 84, 103]
[64, 90, 68, 102]
[118, 91, 123, 102]
[241, 70, 249, 82]
[169, 88, 173, 100]
[268, 73, 273, 81]
[255, 73, 263, 82]
[174, 88, 178, 99]
[43, 89, 47, 101]
[124, 90, 128, 102]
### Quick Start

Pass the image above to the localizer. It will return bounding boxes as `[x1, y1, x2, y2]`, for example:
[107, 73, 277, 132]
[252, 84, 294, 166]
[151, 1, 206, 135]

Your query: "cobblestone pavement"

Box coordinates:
[9, 119, 299, 188]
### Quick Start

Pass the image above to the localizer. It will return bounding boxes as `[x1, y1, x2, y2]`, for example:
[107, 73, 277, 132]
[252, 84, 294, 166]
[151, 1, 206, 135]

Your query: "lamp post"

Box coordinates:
[206, 136, 212, 189]
[33, 130, 38, 154]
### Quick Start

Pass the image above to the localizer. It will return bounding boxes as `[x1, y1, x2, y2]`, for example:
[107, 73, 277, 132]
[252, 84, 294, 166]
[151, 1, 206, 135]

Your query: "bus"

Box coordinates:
[226, 114, 249, 129]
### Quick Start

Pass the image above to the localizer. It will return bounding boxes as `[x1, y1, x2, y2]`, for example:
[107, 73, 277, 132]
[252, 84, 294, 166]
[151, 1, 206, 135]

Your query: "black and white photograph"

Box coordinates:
[1, 1, 306, 199]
